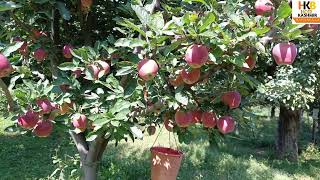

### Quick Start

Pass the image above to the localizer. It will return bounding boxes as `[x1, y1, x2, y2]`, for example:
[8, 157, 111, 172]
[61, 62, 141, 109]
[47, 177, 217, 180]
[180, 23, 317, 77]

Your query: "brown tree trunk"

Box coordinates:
[276, 105, 301, 161]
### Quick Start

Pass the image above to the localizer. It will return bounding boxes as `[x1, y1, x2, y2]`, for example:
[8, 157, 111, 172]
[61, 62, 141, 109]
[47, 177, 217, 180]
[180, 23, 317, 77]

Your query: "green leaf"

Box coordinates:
[277, 2, 292, 19]
[116, 66, 133, 76]
[148, 12, 165, 33]
[93, 117, 111, 127]
[183, 0, 208, 7]
[110, 99, 131, 114]
[175, 91, 189, 105]
[124, 79, 137, 97]
[199, 12, 216, 32]
[3, 42, 24, 57]
[253, 27, 270, 36]
[131, 5, 149, 25]
[114, 108, 130, 120]
[58, 62, 80, 71]
[114, 38, 147, 49]
[56, 2, 70, 21]
[229, 14, 243, 27]
[116, 18, 146, 37]
[0, 1, 21, 12]
[86, 134, 98, 142]
[130, 126, 143, 139]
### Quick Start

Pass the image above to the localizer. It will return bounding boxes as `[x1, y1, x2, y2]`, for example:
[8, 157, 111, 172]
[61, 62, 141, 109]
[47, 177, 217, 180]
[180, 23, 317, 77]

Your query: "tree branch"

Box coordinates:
[50, 8, 60, 78]
[69, 130, 89, 161]
[11, 14, 36, 40]
[130, 99, 166, 118]
[0, 79, 15, 112]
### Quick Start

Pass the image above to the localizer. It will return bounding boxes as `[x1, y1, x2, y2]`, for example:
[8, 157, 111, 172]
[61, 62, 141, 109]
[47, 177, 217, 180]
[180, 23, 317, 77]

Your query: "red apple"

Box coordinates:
[221, 91, 241, 109]
[255, 0, 274, 16]
[272, 42, 297, 65]
[217, 116, 235, 134]
[87, 64, 100, 80]
[241, 56, 256, 72]
[34, 48, 47, 62]
[32, 29, 47, 37]
[191, 110, 202, 124]
[147, 125, 156, 135]
[63, 44, 73, 59]
[181, 68, 201, 85]
[185, 44, 209, 68]
[14, 37, 28, 56]
[97, 60, 110, 75]
[169, 74, 184, 87]
[36, 98, 56, 113]
[137, 59, 159, 81]
[0, 54, 12, 78]
[33, 120, 53, 137]
[164, 117, 174, 132]
[18, 110, 39, 129]
[81, 0, 93, 8]
[73, 69, 82, 78]
[201, 112, 217, 128]
[72, 114, 87, 132]
[175, 110, 192, 128]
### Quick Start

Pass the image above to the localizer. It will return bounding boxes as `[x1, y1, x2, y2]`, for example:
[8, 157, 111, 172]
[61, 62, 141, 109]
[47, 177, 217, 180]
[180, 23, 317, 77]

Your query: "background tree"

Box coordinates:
[0, 0, 311, 178]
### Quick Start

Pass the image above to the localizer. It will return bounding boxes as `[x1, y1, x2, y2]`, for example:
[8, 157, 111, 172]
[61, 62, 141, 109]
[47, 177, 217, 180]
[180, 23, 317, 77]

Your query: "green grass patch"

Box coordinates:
[0, 109, 320, 180]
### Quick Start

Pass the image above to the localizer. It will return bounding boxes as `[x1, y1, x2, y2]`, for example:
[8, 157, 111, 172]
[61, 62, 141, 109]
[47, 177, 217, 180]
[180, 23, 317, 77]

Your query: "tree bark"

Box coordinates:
[81, 163, 98, 180]
[0, 79, 15, 112]
[69, 131, 109, 180]
[271, 106, 276, 118]
[276, 105, 301, 161]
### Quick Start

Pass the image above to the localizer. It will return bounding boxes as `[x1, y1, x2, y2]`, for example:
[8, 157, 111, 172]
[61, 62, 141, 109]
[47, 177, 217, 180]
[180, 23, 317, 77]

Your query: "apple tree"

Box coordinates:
[0, 0, 308, 178]
[254, 25, 319, 161]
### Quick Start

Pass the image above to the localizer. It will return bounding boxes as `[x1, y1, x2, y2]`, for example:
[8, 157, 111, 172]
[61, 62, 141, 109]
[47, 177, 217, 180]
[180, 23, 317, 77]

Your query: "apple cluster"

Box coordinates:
[138, 42, 244, 135]
[17, 97, 88, 137]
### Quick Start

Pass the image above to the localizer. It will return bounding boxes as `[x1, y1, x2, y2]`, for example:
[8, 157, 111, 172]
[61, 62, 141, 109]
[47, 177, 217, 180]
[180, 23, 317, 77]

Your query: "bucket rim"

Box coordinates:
[150, 146, 183, 157]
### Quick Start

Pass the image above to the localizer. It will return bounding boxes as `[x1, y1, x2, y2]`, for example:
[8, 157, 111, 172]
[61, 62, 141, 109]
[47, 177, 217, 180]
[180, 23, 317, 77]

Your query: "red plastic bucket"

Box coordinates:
[150, 147, 183, 180]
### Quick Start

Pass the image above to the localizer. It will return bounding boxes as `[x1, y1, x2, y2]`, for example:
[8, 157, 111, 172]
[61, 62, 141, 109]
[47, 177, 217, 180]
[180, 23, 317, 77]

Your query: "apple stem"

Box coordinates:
[0, 79, 15, 112]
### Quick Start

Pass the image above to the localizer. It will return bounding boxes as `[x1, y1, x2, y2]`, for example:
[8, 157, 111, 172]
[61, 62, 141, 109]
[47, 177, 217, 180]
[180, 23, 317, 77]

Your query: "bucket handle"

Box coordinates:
[151, 122, 180, 151]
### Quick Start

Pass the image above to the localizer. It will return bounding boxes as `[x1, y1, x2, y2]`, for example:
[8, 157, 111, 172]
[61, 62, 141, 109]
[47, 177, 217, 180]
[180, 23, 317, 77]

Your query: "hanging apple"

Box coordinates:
[185, 44, 209, 68]
[0, 54, 12, 78]
[175, 110, 192, 128]
[217, 116, 235, 134]
[137, 59, 159, 81]
[181, 68, 201, 85]
[241, 56, 256, 72]
[221, 91, 241, 109]
[255, 0, 274, 16]
[272, 42, 298, 65]
[63, 44, 73, 59]
[18, 110, 39, 129]
[201, 112, 217, 128]
[191, 110, 202, 124]
[33, 120, 53, 137]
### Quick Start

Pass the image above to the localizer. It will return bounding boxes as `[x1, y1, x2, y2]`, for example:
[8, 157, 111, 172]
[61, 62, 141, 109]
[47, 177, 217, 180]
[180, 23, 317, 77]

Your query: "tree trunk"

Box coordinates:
[276, 105, 301, 161]
[271, 106, 276, 118]
[81, 163, 98, 180]
[70, 131, 109, 180]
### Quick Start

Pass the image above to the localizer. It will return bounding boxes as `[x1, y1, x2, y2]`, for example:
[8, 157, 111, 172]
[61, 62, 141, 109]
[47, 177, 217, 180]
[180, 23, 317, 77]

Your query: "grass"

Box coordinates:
[0, 106, 320, 180]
